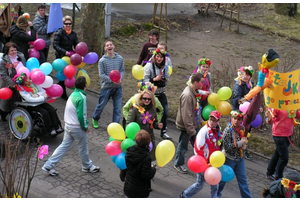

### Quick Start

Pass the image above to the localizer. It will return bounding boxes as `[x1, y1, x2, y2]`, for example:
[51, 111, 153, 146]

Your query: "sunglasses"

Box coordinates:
[64, 23, 72, 25]
[142, 98, 151, 101]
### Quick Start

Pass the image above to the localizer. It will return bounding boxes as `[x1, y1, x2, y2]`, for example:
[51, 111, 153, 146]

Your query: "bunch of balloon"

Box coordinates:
[204, 151, 226, 185]
[106, 122, 141, 170]
[155, 140, 175, 167]
[28, 38, 46, 59]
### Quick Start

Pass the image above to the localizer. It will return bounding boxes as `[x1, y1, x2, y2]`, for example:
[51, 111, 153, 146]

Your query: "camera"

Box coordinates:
[161, 75, 166, 81]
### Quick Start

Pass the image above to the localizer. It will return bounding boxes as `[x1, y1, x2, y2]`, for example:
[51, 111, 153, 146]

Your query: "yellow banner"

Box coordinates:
[264, 68, 300, 110]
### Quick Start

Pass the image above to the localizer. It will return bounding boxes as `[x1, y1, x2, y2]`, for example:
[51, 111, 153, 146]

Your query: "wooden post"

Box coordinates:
[152, 3, 158, 29]
[229, 3, 234, 31]
[220, 3, 227, 28]
[237, 3, 240, 33]
[158, 3, 163, 35]
[73, 3, 76, 30]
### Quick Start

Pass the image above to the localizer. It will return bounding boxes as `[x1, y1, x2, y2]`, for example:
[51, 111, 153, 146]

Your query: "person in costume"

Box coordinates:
[217, 110, 252, 198]
[13, 72, 63, 136]
[148, 41, 172, 69]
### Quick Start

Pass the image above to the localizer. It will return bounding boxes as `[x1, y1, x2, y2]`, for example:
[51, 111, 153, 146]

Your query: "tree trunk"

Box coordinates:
[80, 3, 105, 57]
[274, 3, 298, 16]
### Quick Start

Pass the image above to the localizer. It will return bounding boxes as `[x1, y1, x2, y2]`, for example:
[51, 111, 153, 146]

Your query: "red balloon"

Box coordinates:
[0, 87, 13, 100]
[296, 110, 300, 120]
[105, 141, 122, 156]
[188, 155, 209, 173]
[75, 42, 88, 56]
[70, 53, 82, 66]
[28, 48, 40, 59]
[33, 38, 46, 50]
[109, 70, 121, 83]
[63, 65, 77, 78]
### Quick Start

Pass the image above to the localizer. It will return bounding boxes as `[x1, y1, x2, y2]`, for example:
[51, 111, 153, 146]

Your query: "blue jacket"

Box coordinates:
[231, 79, 254, 110]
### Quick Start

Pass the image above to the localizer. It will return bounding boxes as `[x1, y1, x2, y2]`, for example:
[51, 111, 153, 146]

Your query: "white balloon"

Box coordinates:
[40, 76, 53, 88]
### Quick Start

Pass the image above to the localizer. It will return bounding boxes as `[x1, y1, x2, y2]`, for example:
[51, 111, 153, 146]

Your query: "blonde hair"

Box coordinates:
[136, 90, 156, 109]
[62, 15, 72, 23]
[158, 41, 167, 51]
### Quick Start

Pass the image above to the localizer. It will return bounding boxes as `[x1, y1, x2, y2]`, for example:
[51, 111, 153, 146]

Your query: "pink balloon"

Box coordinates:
[17, 67, 30, 77]
[30, 68, 41, 74]
[75, 42, 88, 56]
[70, 53, 82, 66]
[31, 70, 46, 85]
[63, 65, 77, 78]
[34, 39, 46, 50]
[204, 167, 222, 185]
[28, 48, 40, 59]
[105, 141, 122, 156]
[28, 31, 38, 45]
[45, 84, 63, 97]
[239, 101, 250, 113]
[64, 77, 76, 88]
[109, 70, 121, 83]
[296, 110, 300, 120]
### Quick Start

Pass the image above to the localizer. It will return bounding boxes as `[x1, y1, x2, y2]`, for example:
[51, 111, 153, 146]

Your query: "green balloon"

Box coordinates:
[125, 122, 140, 139]
[217, 86, 232, 101]
[121, 138, 136, 152]
[202, 104, 216, 121]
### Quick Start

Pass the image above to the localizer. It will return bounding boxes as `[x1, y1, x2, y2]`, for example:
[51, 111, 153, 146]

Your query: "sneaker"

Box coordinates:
[266, 174, 276, 181]
[92, 118, 98, 129]
[42, 166, 59, 176]
[174, 165, 187, 173]
[244, 151, 253, 160]
[82, 165, 100, 173]
[56, 127, 64, 134]
[50, 129, 56, 136]
[161, 133, 172, 140]
[180, 192, 185, 198]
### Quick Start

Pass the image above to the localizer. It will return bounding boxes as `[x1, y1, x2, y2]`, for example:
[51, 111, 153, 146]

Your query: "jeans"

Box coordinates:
[43, 124, 92, 170]
[183, 172, 218, 198]
[93, 87, 122, 123]
[267, 136, 290, 179]
[156, 92, 168, 135]
[174, 130, 190, 166]
[217, 157, 252, 198]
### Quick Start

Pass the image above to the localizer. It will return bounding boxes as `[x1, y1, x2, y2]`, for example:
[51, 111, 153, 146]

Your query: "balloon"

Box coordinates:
[149, 141, 153, 152]
[202, 104, 216, 121]
[131, 93, 139, 104]
[28, 48, 40, 59]
[17, 67, 30, 77]
[111, 155, 117, 163]
[0, 87, 13, 100]
[56, 71, 66, 81]
[239, 101, 250, 113]
[121, 138, 136, 152]
[169, 66, 173, 76]
[26, 57, 39, 72]
[132, 65, 144, 80]
[216, 101, 231, 115]
[52, 58, 68, 72]
[23, 13, 30, 19]
[33, 38, 46, 50]
[62, 56, 71, 65]
[204, 167, 222, 185]
[39, 62, 53, 75]
[217, 86, 232, 101]
[45, 84, 63, 97]
[40, 76, 53, 88]
[83, 52, 99, 64]
[115, 152, 127, 170]
[155, 140, 175, 167]
[107, 122, 126, 140]
[207, 93, 220, 106]
[77, 61, 86, 69]
[63, 65, 77, 78]
[70, 53, 83, 66]
[251, 114, 262, 128]
[109, 136, 122, 142]
[109, 70, 121, 83]
[31, 70, 46, 85]
[76, 69, 91, 87]
[296, 110, 300, 120]
[218, 165, 235, 182]
[209, 151, 225, 168]
[75, 42, 88, 56]
[105, 141, 122, 156]
[64, 77, 76, 88]
[28, 31, 38, 45]
[125, 122, 140, 139]
[46, 97, 56, 103]
[187, 155, 209, 173]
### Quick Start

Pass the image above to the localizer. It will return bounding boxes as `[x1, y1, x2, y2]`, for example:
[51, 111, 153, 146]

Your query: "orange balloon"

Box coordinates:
[216, 101, 231, 115]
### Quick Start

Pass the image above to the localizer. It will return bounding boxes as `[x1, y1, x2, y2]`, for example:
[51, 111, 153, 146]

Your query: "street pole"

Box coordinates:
[105, 3, 112, 38]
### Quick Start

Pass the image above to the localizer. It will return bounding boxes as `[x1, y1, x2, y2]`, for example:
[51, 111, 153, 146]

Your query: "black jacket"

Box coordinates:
[10, 25, 36, 60]
[53, 28, 79, 58]
[123, 145, 156, 198]
[231, 79, 254, 110]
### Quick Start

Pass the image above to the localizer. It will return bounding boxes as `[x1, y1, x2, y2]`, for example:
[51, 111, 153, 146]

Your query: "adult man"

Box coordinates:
[92, 40, 125, 128]
[174, 72, 204, 173]
[33, 4, 52, 64]
[42, 77, 100, 176]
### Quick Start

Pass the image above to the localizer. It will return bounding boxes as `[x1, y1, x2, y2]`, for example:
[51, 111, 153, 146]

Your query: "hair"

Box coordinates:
[190, 72, 204, 84]
[158, 41, 167, 51]
[104, 40, 113, 47]
[135, 129, 151, 150]
[245, 70, 252, 77]
[62, 15, 72, 23]
[136, 90, 156, 109]
[148, 29, 159, 40]
[3, 42, 18, 55]
[37, 4, 46, 10]
[75, 76, 86, 90]
[152, 50, 166, 66]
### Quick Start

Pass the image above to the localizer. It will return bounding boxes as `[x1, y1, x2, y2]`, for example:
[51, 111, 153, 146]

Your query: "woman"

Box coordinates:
[143, 48, 171, 140]
[10, 15, 36, 60]
[13, 72, 63, 136]
[121, 130, 156, 198]
[126, 90, 163, 161]
[0, 42, 25, 121]
[53, 15, 79, 100]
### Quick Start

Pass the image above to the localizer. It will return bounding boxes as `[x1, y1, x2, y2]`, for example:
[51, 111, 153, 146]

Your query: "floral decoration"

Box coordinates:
[153, 48, 168, 57]
[287, 110, 296, 118]
[230, 110, 245, 118]
[38, 145, 49, 159]
[141, 111, 152, 124]
[198, 58, 211, 66]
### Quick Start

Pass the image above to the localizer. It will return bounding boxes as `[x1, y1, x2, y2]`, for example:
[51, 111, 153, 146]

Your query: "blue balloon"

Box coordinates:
[52, 58, 68, 71]
[56, 70, 66, 81]
[39, 62, 53, 75]
[111, 155, 117, 163]
[115, 152, 127, 170]
[26, 57, 40, 72]
[219, 165, 235, 182]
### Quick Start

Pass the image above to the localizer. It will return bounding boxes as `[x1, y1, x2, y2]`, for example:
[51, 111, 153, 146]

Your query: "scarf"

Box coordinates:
[64, 27, 72, 35]
[232, 123, 245, 157]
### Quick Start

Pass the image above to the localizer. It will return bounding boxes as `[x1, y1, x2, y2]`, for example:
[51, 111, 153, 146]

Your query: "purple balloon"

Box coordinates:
[34, 39, 46, 50]
[28, 48, 40, 59]
[45, 84, 63, 97]
[149, 141, 153, 152]
[83, 52, 99, 64]
[64, 77, 76, 88]
[70, 53, 82, 66]
[75, 42, 88, 56]
[251, 114, 262, 128]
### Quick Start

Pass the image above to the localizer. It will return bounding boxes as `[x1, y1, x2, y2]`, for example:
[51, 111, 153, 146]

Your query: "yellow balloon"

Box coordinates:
[107, 122, 125, 140]
[132, 65, 144, 80]
[155, 140, 175, 167]
[62, 56, 71, 65]
[207, 93, 220, 106]
[77, 70, 91, 87]
[131, 93, 139, 104]
[216, 101, 231, 115]
[169, 66, 173, 76]
[209, 151, 225, 168]
[77, 61, 86, 69]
